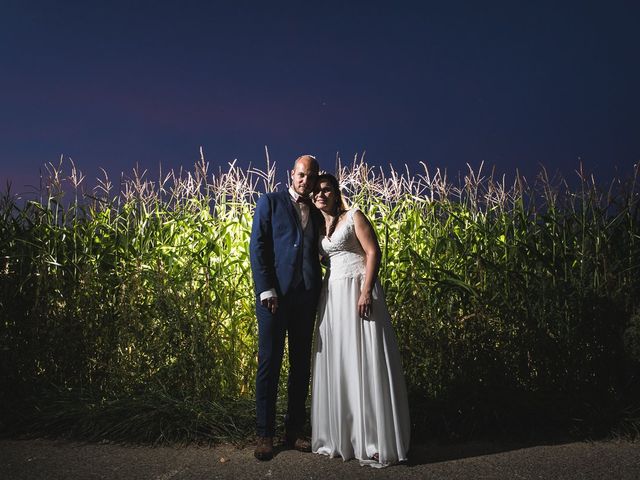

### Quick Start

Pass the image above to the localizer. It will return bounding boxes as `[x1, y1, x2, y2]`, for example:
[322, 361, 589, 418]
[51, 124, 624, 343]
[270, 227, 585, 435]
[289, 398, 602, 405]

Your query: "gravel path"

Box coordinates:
[1, 438, 639, 479]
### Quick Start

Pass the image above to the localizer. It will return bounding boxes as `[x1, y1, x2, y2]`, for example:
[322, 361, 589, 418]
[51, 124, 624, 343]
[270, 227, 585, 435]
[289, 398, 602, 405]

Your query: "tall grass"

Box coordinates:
[1, 153, 639, 443]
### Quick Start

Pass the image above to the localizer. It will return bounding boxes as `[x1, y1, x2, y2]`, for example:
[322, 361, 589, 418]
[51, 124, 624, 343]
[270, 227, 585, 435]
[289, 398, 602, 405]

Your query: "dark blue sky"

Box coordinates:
[1, 0, 639, 192]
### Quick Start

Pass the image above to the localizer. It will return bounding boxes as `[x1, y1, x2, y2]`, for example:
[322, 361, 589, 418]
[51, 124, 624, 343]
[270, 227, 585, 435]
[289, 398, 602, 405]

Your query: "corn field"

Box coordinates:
[1, 154, 639, 442]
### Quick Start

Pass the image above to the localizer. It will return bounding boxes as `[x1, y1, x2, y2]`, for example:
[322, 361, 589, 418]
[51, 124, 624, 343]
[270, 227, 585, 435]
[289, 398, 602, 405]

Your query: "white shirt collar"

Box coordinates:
[289, 186, 309, 203]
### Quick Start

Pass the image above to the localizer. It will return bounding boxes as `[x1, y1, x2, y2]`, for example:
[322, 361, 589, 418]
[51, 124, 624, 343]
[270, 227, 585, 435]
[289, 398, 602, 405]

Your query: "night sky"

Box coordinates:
[1, 0, 639, 193]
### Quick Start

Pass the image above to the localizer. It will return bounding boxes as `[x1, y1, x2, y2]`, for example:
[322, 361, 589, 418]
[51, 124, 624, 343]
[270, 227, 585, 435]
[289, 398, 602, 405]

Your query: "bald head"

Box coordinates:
[293, 155, 319, 172]
[291, 154, 320, 196]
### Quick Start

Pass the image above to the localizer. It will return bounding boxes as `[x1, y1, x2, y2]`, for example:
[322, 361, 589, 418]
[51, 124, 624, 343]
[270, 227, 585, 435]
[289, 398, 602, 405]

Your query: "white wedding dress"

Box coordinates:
[311, 209, 410, 468]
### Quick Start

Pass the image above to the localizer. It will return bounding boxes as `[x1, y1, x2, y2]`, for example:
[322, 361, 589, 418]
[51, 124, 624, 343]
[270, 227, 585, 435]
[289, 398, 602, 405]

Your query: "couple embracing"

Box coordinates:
[249, 155, 410, 468]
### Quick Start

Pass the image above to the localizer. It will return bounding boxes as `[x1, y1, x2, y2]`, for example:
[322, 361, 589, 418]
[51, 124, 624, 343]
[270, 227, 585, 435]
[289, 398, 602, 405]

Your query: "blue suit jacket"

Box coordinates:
[249, 190, 322, 298]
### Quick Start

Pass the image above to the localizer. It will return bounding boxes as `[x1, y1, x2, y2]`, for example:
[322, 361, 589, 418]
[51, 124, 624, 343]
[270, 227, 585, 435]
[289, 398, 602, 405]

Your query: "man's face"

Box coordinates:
[291, 158, 318, 196]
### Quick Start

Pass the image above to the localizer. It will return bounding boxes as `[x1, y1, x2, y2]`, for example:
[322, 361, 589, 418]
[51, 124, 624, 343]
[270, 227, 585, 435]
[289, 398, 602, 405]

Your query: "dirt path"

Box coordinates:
[1, 438, 639, 479]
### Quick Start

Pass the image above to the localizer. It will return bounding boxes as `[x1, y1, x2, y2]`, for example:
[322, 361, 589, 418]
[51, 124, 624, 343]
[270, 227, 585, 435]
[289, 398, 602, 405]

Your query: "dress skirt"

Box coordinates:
[311, 274, 410, 468]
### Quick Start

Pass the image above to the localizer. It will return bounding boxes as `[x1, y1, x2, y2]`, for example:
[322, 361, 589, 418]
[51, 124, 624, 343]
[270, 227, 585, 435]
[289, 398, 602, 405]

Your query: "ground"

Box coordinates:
[1, 438, 639, 479]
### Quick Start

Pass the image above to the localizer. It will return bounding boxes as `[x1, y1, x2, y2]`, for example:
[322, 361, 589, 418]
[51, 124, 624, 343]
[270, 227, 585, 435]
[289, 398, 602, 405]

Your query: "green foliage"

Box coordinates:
[1, 156, 639, 442]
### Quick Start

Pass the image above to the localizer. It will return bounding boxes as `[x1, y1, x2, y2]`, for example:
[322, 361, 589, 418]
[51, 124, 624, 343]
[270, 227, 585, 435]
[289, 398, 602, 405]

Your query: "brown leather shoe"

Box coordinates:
[284, 434, 311, 452]
[254, 436, 274, 461]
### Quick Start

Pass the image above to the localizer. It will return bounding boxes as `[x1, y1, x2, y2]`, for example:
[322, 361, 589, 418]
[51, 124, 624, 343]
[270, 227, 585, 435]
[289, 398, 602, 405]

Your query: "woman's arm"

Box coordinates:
[353, 210, 382, 318]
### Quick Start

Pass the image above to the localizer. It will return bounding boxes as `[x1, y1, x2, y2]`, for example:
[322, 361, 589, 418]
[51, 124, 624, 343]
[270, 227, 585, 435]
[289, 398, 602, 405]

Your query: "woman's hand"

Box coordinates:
[358, 290, 372, 319]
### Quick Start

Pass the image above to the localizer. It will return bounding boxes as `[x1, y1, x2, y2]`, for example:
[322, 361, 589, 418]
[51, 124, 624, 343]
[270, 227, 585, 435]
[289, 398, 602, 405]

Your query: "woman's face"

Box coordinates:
[314, 180, 337, 213]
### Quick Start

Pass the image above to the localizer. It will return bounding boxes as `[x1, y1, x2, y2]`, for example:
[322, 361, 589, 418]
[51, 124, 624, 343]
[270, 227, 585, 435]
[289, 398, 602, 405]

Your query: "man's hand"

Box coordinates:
[261, 296, 279, 314]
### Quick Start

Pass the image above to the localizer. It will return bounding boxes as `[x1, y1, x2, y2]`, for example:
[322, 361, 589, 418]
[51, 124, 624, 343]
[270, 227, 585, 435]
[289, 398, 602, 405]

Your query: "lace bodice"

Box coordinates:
[319, 209, 366, 281]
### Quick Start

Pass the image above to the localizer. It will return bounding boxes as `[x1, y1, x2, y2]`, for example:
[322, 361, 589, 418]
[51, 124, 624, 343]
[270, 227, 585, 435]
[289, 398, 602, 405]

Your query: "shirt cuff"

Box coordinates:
[259, 289, 277, 301]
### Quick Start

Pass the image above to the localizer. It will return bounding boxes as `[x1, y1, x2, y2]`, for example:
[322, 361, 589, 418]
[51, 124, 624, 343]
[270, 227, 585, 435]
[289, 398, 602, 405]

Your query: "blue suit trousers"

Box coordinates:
[255, 282, 319, 437]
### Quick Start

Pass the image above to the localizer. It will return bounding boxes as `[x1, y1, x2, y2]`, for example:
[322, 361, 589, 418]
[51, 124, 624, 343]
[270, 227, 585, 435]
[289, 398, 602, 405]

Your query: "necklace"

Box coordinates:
[326, 209, 345, 239]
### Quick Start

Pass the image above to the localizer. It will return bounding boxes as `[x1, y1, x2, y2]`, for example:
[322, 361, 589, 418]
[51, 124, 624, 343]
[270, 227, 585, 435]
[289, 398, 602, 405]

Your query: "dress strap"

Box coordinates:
[346, 207, 360, 224]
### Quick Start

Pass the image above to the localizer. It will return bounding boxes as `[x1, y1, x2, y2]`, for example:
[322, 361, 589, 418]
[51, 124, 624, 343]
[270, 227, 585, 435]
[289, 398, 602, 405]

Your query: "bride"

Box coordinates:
[310, 173, 410, 467]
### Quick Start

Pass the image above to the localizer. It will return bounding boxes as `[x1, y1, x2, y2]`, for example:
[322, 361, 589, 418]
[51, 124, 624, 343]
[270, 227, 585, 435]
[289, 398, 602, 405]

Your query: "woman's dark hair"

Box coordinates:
[316, 173, 348, 237]
[316, 174, 347, 214]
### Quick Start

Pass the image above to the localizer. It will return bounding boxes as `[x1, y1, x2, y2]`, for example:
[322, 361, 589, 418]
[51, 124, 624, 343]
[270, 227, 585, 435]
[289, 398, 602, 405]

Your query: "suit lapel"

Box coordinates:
[282, 190, 302, 232]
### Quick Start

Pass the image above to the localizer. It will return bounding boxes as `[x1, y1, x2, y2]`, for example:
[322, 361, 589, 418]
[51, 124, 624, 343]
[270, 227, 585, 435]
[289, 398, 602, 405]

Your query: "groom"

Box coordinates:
[249, 154, 322, 461]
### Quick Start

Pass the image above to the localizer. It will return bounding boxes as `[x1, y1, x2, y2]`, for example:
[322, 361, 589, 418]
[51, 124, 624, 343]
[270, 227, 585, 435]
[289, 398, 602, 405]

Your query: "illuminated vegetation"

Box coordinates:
[1, 155, 638, 442]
